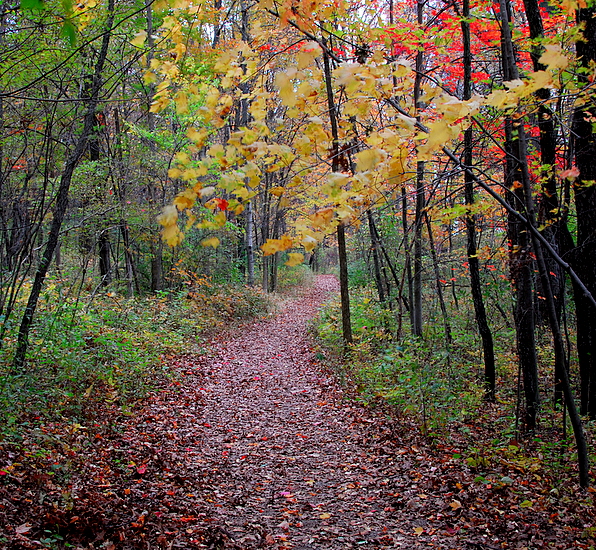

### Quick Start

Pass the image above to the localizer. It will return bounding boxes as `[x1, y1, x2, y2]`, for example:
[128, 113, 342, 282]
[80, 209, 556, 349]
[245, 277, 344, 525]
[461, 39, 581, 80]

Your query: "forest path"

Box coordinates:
[140, 274, 436, 549]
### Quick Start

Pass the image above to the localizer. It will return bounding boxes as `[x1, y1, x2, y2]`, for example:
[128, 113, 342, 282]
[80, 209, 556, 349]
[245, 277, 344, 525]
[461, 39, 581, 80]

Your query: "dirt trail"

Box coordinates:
[3, 276, 592, 549]
[150, 274, 427, 549]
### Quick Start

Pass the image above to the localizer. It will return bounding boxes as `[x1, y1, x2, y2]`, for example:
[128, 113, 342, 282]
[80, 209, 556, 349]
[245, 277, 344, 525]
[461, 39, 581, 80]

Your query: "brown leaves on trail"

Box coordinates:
[1, 275, 594, 548]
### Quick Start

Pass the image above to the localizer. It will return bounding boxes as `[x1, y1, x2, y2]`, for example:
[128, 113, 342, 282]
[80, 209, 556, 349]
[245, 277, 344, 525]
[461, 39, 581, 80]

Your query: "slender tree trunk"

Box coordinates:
[246, 199, 255, 286]
[498, 0, 539, 430]
[412, 0, 425, 338]
[145, 2, 163, 292]
[98, 231, 112, 286]
[425, 214, 452, 353]
[323, 41, 352, 344]
[462, 0, 496, 399]
[522, 0, 569, 405]
[13, 0, 115, 370]
[368, 210, 385, 303]
[402, 187, 414, 320]
[151, 238, 163, 292]
[239, 0, 255, 286]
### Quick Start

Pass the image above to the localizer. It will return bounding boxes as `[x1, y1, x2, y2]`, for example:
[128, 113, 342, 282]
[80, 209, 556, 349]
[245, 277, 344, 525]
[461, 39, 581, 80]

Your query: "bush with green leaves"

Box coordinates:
[0, 277, 271, 436]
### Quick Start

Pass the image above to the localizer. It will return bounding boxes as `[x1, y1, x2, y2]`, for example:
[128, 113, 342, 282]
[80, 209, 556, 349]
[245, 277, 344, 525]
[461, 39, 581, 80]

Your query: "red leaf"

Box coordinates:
[213, 198, 229, 211]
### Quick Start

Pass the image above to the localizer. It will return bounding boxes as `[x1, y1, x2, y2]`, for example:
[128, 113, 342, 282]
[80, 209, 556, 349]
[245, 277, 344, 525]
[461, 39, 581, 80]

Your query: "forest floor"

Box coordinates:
[1, 275, 594, 549]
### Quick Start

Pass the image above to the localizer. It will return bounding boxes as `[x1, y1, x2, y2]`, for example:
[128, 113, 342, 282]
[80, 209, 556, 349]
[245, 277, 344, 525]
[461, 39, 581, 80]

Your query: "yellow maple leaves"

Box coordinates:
[261, 235, 294, 256]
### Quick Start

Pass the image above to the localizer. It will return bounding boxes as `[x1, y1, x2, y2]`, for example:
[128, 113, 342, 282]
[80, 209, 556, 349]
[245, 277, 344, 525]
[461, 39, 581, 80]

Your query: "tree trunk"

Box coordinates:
[412, 0, 425, 338]
[571, 6, 596, 418]
[522, 0, 569, 405]
[246, 199, 255, 286]
[98, 231, 112, 287]
[498, 0, 539, 430]
[425, 214, 452, 355]
[323, 41, 352, 345]
[368, 210, 386, 303]
[462, 0, 496, 400]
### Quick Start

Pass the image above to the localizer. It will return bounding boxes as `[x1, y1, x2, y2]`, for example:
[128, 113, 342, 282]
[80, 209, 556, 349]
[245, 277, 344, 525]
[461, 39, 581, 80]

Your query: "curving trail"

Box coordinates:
[132, 274, 435, 549]
[189, 274, 411, 548]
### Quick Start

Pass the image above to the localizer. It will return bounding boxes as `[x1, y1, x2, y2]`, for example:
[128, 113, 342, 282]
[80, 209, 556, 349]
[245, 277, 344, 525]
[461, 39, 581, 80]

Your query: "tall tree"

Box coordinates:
[461, 0, 496, 400]
[13, 0, 116, 370]
[571, 5, 596, 418]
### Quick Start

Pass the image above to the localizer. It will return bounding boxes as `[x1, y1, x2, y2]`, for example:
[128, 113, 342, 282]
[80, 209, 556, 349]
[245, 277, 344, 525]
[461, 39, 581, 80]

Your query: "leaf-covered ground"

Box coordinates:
[1, 275, 594, 548]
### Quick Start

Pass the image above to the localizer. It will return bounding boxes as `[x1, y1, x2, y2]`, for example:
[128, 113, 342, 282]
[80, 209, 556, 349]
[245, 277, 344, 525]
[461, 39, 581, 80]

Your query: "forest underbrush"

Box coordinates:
[313, 285, 596, 521]
[0, 274, 272, 439]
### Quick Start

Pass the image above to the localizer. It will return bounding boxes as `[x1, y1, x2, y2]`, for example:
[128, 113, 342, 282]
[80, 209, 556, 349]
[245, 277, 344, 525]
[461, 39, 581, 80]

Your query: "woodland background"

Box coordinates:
[1, 0, 596, 545]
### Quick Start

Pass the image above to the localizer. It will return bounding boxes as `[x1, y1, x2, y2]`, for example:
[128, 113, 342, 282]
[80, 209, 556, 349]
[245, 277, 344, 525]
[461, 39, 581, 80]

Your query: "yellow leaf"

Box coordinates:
[157, 205, 178, 227]
[234, 204, 245, 215]
[261, 236, 293, 256]
[214, 211, 226, 226]
[173, 189, 197, 210]
[201, 237, 220, 248]
[279, 235, 293, 250]
[539, 45, 569, 70]
[269, 186, 285, 197]
[311, 208, 335, 229]
[297, 41, 322, 69]
[274, 72, 297, 107]
[528, 70, 553, 91]
[187, 127, 208, 146]
[285, 252, 304, 266]
[131, 30, 147, 48]
[175, 151, 191, 165]
[174, 91, 189, 115]
[301, 235, 318, 252]
[261, 241, 279, 255]
[198, 186, 215, 198]
[234, 186, 250, 201]
[319, 513, 331, 520]
[355, 148, 385, 172]
[168, 167, 182, 179]
[150, 95, 169, 113]
[143, 71, 157, 84]
[413, 527, 424, 536]
[162, 224, 183, 246]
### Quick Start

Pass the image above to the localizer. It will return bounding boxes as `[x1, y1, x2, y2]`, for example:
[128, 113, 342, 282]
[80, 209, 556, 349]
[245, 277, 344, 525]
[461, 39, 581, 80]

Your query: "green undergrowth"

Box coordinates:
[313, 285, 595, 488]
[314, 286, 486, 435]
[277, 264, 316, 290]
[0, 275, 270, 438]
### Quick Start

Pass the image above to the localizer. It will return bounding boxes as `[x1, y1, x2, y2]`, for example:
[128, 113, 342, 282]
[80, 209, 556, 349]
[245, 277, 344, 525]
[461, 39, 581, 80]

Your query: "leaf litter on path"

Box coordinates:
[1, 275, 593, 549]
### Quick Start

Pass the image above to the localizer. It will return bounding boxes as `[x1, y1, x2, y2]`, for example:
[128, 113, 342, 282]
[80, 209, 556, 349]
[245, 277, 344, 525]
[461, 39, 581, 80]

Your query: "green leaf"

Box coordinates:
[61, 20, 77, 46]
[21, 0, 44, 10]
[519, 500, 533, 508]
